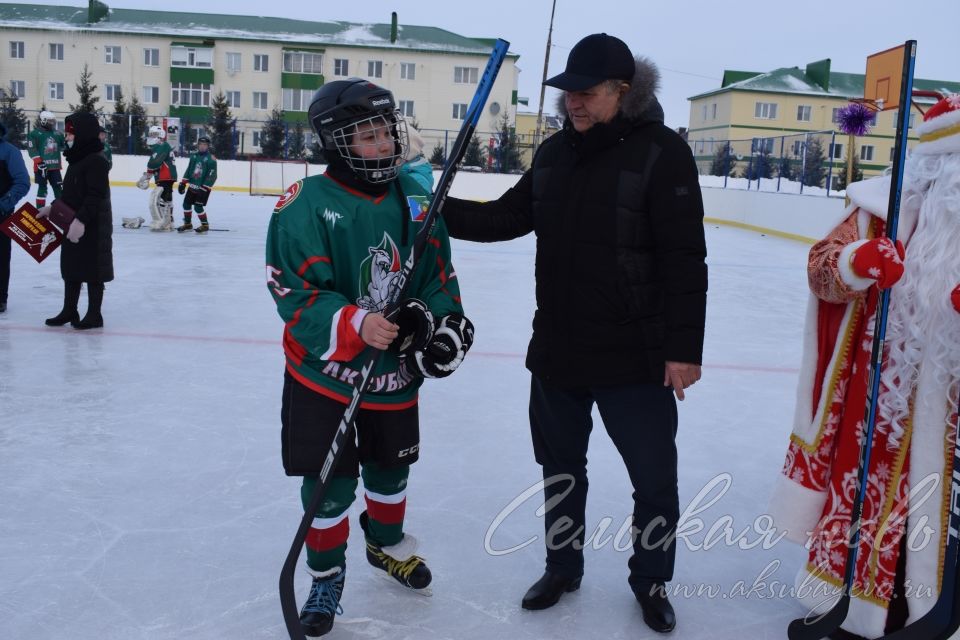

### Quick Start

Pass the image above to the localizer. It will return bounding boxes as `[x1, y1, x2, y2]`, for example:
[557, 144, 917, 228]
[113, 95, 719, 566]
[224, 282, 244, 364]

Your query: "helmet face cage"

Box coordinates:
[147, 125, 165, 144]
[40, 111, 54, 128]
[330, 109, 409, 184]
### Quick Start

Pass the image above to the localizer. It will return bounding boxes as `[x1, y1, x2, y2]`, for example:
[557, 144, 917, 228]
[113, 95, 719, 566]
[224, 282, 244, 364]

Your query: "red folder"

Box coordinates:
[0, 202, 64, 263]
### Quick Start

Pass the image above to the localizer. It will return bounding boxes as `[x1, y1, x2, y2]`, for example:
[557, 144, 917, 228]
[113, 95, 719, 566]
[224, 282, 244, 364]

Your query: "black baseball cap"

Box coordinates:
[544, 33, 635, 91]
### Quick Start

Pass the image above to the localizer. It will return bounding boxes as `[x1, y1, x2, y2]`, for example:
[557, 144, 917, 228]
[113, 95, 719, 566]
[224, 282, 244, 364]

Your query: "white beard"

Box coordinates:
[878, 152, 960, 448]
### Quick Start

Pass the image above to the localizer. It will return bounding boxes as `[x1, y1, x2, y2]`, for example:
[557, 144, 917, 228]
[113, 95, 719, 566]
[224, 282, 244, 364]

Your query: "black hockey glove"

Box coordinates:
[410, 313, 475, 379]
[390, 298, 434, 357]
[177, 181, 187, 195]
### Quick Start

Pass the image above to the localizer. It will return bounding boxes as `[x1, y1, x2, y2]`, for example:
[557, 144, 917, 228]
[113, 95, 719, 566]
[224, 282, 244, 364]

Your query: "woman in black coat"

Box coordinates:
[42, 111, 113, 329]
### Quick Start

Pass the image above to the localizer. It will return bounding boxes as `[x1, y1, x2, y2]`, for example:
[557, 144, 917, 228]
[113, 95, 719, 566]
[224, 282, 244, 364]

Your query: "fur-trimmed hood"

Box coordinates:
[555, 56, 663, 125]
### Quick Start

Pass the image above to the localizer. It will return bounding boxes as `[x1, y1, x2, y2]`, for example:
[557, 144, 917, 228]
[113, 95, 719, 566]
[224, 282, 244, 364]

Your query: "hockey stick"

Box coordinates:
[787, 40, 917, 640]
[877, 394, 960, 640]
[278, 38, 510, 640]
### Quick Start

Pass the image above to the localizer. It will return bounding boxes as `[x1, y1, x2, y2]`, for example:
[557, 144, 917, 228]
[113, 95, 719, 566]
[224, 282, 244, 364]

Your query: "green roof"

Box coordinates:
[0, 3, 518, 57]
[692, 62, 960, 102]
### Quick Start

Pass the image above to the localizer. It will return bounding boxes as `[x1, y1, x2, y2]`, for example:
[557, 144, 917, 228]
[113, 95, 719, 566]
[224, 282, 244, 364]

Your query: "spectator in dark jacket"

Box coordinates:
[40, 111, 113, 329]
[0, 120, 31, 313]
[441, 34, 707, 633]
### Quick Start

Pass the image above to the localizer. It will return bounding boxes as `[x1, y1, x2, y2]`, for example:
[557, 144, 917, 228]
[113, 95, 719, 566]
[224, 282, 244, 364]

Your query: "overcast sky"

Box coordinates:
[20, 0, 957, 129]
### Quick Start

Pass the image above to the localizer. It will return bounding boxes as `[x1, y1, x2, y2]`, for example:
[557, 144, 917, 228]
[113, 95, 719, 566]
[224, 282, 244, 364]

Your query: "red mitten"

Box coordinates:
[850, 238, 905, 289]
[951, 284, 960, 314]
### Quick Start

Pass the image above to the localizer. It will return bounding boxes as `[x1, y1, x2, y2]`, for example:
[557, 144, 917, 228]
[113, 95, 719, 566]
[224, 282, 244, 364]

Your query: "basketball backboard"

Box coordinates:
[864, 44, 909, 111]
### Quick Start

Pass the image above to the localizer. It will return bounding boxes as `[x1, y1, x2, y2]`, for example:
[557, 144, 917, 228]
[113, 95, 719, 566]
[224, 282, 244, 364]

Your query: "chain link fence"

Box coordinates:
[689, 130, 847, 195]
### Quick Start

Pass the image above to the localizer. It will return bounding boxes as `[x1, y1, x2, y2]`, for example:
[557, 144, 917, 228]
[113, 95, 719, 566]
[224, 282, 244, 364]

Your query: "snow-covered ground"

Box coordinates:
[2, 184, 825, 639]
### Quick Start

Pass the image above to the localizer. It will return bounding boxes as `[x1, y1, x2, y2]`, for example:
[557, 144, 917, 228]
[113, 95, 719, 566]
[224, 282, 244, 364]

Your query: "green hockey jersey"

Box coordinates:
[27, 128, 65, 170]
[265, 172, 463, 408]
[183, 152, 217, 188]
[146, 142, 177, 182]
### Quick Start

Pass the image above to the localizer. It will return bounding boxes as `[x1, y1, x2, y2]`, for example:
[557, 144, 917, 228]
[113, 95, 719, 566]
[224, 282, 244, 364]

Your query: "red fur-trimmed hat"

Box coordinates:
[915, 93, 960, 155]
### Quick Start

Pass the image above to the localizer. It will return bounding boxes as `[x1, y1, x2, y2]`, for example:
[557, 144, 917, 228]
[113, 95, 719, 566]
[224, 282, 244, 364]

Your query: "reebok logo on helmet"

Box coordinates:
[370, 98, 392, 106]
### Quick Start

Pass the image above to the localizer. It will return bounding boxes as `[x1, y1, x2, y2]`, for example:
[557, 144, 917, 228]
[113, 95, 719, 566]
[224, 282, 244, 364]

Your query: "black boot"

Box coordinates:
[521, 571, 582, 610]
[72, 283, 104, 330]
[45, 281, 81, 326]
[635, 582, 676, 633]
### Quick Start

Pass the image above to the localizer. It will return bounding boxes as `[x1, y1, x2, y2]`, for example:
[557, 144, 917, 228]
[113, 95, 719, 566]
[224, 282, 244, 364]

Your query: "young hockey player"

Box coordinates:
[176, 135, 217, 233]
[139, 125, 177, 231]
[265, 79, 474, 637]
[26, 111, 65, 208]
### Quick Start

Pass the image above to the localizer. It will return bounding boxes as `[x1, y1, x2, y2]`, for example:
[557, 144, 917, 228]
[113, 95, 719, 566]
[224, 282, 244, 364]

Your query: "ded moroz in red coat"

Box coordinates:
[770, 167, 960, 638]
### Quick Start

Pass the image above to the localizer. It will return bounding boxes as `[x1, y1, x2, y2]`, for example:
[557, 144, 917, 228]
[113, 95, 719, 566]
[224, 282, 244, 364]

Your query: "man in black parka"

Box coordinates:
[442, 34, 707, 633]
[41, 111, 113, 329]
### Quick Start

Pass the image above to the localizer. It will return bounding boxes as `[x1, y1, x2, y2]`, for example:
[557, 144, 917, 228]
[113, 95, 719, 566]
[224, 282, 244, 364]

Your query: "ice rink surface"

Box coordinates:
[2, 184, 818, 639]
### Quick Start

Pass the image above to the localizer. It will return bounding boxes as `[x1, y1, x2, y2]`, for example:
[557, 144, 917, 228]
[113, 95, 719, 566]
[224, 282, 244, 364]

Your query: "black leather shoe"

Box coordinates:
[0, 301, 6, 313]
[521, 571, 582, 610]
[71, 313, 103, 330]
[635, 583, 676, 633]
[45, 309, 79, 326]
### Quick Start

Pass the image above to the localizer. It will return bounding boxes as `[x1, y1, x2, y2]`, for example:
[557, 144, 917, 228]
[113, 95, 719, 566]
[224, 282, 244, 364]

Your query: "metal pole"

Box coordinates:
[533, 0, 557, 153]
[827, 130, 836, 196]
[777, 136, 785, 192]
[800, 132, 808, 194]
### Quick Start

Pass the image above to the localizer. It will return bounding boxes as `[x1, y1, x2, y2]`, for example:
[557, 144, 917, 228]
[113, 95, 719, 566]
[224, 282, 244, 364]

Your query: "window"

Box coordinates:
[754, 102, 777, 119]
[143, 48, 159, 67]
[10, 41, 24, 59]
[860, 145, 874, 162]
[367, 60, 383, 78]
[225, 90, 240, 108]
[831, 107, 842, 123]
[226, 52, 241, 73]
[171, 82, 211, 107]
[334, 58, 349, 76]
[254, 54, 269, 72]
[829, 142, 844, 159]
[252, 131, 262, 147]
[701, 105, 707, 121]
[452, 103, 468, 120]
[105, 45, 121, 64]
[400, 62, 415, 80]
[792, 140, 805, 156]
[398, 100, 415, 118]
[171, 46, 213, 68]
[49, 43, 63, 60]
[8, 80, 25, 98]
[105, 84, 122, 102]
[283, 51, 322, 74]
[797, 105, 812, 122]
[751, 138, 774, 154]
[282, 88, 312, 112]
[711, 103, 717, 120]
[142, 85, 159, 104]
[252, 91, 268, 110]
[891, 110, 915, 129]
[454, 67, 478, 84]
[49, 82, 64, 100]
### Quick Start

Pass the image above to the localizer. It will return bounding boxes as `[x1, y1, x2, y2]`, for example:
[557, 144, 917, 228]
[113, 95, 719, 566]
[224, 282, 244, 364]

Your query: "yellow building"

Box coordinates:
[687, 59, 960, 186]
[514, 111, 561, 168]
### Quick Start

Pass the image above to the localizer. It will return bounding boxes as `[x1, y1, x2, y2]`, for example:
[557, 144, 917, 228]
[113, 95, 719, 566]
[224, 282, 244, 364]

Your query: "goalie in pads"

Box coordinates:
[138, 126, 177, 231]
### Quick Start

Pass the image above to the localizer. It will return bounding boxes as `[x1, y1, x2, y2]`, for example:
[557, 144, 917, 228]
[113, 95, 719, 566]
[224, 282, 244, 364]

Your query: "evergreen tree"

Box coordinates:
[429, 142, 445, 166]
[68, 64, 103, 116]
[778, 155, 796, 182]
[307, 140, 326, 164]
[836, 149, 864, 190]
[108, 88, 128, 154]
[259, 107, 286, 159]
[493, 113, 524, 173]
[740, 144, 774, 180]
[287, 121, 306, 160]
[127, 95, 148, 154]
[801, 137, 827, 188]
[0, 85, 29, 148]
[464, 134, 485, 168]
[708, 142, 736, 177]
[208, 91, 236, 159]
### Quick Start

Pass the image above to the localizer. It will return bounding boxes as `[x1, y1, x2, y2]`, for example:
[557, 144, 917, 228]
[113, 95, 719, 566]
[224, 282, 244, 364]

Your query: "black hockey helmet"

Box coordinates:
[308, 78, 408, 183]
[197, 135, 211, 144]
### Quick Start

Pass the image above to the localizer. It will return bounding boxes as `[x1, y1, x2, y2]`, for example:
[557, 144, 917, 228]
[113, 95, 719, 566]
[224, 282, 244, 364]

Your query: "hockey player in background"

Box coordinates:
[138, 125, 176, 231]
[770, 94, 960, 639]
[27, 110, 65, 209]
[176, 135, 217, 233]
[265, 78, 473, 637]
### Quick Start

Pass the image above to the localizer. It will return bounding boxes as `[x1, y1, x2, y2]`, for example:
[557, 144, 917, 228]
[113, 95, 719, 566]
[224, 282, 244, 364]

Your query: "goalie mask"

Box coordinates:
[146, 125, 165, 147]
[308, 79, 408, 184]
[39, 110, 55, 129]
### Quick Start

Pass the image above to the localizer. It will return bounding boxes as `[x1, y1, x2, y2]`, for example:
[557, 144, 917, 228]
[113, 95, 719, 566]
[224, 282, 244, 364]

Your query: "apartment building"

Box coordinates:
[0, 2, 521, 154]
